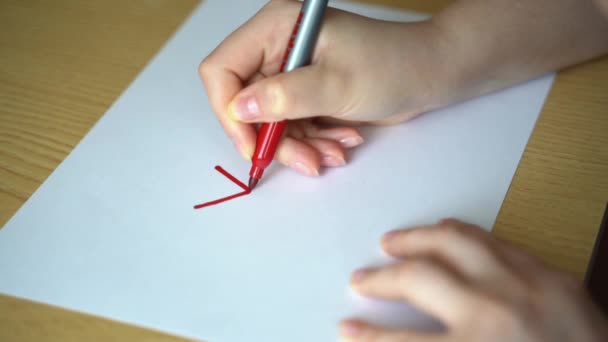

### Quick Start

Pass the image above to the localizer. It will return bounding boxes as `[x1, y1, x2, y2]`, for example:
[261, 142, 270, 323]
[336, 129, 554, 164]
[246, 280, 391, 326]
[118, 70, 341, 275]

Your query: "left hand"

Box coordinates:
[340, 219, 608, 342]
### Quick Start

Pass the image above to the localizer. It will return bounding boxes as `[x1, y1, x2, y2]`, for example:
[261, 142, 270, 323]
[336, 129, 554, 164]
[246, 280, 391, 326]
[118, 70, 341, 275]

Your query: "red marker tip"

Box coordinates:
[248, 177, 258, 190]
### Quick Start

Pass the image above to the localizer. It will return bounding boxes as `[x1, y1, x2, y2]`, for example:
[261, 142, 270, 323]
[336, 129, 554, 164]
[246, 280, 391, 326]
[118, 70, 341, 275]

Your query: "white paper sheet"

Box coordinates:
[0, 1, 554, 341]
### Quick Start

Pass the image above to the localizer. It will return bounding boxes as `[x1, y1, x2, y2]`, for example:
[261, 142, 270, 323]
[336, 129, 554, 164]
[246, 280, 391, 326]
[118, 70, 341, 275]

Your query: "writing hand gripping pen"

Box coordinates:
[248, 0, 329, 190]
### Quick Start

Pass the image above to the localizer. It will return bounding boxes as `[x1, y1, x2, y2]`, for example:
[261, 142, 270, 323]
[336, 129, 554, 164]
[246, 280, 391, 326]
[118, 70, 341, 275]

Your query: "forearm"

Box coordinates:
[428, 0, 608, 106]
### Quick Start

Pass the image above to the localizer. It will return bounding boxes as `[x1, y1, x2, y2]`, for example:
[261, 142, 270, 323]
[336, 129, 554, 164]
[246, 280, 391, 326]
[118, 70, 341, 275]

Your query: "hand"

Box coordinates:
[341, 219, 608, 342]
[199, 0, 444, 176]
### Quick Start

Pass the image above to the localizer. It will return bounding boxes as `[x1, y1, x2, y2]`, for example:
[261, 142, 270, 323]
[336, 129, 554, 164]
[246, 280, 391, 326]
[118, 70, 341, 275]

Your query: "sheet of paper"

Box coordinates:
[0, 1, 554, 341]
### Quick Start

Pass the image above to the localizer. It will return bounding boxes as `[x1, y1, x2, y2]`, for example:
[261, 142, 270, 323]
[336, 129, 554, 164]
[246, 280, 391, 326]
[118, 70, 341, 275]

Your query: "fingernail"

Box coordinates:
[321, 155, 346, 167]
[230, 94, 260, 121]
[439, 218, 459, 225]
[382, 230, 399, 244]
[340, 321, 364, 338]
[351, 268, 370, 284]
[339, 136, 364, 148]
[292, 162, 319, 177]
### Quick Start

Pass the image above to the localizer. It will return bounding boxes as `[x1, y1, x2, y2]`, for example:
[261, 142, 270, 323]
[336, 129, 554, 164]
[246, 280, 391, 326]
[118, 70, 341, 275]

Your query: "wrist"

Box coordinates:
[426, 13, 501, 104]
[388, 19, 465, 117]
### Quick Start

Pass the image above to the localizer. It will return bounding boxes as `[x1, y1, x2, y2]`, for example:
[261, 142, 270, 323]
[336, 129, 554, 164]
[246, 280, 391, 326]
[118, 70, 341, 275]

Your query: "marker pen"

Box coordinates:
[248, 0, 329, 189]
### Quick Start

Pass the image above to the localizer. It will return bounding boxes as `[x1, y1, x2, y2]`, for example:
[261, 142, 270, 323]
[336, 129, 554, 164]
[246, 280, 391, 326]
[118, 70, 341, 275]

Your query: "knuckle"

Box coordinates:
[476, 291, 548, 340]
[553, 271, 583, 293]
[438, 217, 461, 227]
[442, 220, 475, 235]
[435, 223, 474, 247]
[197, 58, 214, 80]
[265, 78, 293, 117]
[439, 222, 498, 257]
[476, 295, 524, 335]
[396, 259, 433, 283]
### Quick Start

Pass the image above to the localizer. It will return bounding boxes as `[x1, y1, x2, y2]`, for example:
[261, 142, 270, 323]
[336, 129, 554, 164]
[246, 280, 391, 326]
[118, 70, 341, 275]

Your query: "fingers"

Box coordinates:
[272, 120, 362, 175]
[350, 257, 475, 325]
[345, 219, 590, 341]
[303, 138, 346, 167]
[227, 65, 351, 122]
[274, 137, 321, 177]
[199, 0, 363, 162]
[381, 220, 507, 281]
[301, 121, 364, 149]
[273, 137, 346, 175]
[199, 1, 300, 158]
[492, 236, 546, 276]
[199, 1, 299, 107]
[380, 219, 542, 291]
[339, 320, 442, 342]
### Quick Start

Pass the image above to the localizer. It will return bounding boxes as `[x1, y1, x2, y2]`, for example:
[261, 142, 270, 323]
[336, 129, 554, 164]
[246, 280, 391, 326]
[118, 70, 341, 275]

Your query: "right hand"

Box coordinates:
[199, 0, 445, 176]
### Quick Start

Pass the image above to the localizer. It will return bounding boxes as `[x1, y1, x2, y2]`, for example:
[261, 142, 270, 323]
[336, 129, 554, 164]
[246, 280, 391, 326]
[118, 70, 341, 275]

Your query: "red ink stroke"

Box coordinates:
[193, 165, 251, 210]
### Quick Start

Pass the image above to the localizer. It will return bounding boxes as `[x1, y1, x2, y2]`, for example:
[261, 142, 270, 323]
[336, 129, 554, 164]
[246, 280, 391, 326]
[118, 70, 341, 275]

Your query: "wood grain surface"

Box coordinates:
[1, 0, 607, 341]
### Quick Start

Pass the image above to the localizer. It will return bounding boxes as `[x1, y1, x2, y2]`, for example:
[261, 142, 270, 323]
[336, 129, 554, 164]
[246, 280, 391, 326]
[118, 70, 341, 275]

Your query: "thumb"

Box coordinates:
[227, 65, 349, 122]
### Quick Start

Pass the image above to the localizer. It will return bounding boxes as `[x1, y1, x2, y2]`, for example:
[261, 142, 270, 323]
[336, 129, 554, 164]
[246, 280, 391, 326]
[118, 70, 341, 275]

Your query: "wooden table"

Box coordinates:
[1, 0, 607, 340]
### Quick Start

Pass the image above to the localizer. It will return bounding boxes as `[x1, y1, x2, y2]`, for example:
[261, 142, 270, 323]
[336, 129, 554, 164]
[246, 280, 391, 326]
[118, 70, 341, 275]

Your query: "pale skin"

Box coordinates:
[199, 0, 608, 340]
[343, 219, 608, 342]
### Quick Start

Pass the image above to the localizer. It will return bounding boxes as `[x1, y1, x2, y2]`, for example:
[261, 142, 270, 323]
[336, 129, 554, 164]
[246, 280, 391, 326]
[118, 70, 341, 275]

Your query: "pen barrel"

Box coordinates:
[251, 121, 288, 172]
[281, 0, 329, 72]
[251, 0, 328, 181]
